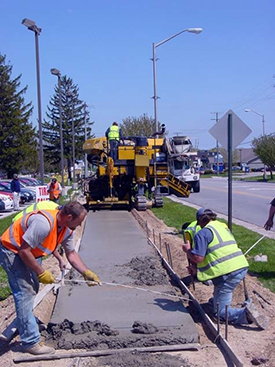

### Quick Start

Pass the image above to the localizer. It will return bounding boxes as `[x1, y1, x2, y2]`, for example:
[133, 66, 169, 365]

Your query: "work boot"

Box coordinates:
[245, 302, 269, 330]
[24, 343, 55, 355]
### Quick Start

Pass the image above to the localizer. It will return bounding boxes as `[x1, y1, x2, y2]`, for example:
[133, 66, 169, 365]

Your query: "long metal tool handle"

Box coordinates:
[183, 231, 195, 291]
[244, 235, 266, 256]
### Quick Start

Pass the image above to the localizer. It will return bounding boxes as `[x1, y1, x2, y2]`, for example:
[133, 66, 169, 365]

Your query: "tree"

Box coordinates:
[120, 114, 164, 137]
[0, 54, 38, 178]
[252, 134, 275, 179]
[43, 76, 94, 180]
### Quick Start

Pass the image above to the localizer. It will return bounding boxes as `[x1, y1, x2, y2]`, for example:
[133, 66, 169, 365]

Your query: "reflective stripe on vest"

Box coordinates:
[13, 201, 59, 223]
[1, 209, 72, 258]
[108, 125, 120, 141]
[196, 221, 248, 282]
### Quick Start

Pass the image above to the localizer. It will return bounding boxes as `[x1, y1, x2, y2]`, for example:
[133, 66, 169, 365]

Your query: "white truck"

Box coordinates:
[166, 136, 201, 193]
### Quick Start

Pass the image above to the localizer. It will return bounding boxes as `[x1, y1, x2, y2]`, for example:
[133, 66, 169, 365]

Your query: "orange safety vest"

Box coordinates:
[0, 209, 72, 258]
[48, 182, 61, 200]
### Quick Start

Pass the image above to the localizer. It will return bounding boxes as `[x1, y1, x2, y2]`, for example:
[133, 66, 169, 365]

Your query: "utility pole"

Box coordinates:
[83, 103, 88, 178]
[211, 112, 220, 176]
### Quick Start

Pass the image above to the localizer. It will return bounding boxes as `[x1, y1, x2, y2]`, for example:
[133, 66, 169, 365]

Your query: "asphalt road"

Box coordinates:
[172, 176, 275, 237]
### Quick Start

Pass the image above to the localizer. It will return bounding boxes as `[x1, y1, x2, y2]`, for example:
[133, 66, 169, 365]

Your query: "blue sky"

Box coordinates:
[1, 0, 274, 149]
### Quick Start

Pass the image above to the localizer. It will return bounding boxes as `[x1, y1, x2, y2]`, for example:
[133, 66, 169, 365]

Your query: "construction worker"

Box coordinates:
[182, 208, 268, 329]
[264, 197, 275, 230]
[12, 201, 66, 270]
[105, 121, 123, 161]
[183, 219, 201, 247]
[0, 201, 100, 355]
[47, 178, 62, 203]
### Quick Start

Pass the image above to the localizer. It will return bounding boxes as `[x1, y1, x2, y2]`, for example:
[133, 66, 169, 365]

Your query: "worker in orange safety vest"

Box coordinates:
[47, 178, 62, 203]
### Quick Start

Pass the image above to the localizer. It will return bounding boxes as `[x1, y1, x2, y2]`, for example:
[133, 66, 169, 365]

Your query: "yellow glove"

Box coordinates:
[82, 270, 101, 286]
[38, 270, 55, 284]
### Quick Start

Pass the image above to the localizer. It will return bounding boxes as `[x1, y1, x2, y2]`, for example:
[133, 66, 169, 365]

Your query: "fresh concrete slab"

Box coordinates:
[49, 210, 199, 348]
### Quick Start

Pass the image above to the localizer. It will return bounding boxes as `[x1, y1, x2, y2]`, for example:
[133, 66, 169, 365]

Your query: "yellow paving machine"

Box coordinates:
[83, 135, 191, 211]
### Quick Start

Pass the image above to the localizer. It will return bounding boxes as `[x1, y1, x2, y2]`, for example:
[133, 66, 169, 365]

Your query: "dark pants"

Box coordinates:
[109, 139, 119, 161]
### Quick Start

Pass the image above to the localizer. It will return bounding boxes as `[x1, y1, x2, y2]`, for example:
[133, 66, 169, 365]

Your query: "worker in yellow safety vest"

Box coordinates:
[183, 220, 201, 247]
[105, 121, 123, 161]
[0, 201, 101, 356]
[182, 208, 268, 329]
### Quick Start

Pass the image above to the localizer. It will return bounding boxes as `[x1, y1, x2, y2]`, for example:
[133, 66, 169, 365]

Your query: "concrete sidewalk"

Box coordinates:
[49, 210, 199, 349]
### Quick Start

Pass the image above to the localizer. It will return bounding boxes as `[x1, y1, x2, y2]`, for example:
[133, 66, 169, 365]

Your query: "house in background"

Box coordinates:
[238, 148, 264, 170]
[198, 148, 264, 171]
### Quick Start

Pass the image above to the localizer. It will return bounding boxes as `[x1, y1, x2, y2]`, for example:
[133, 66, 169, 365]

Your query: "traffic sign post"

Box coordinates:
[209, 110, 252, 231]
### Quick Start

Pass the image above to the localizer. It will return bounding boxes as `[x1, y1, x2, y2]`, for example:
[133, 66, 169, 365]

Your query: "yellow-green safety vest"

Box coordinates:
[13, 201, 59, 222]
[196, 220, 248, 282]
[185, 220, 201, 247]
[108, 125, 120, 141]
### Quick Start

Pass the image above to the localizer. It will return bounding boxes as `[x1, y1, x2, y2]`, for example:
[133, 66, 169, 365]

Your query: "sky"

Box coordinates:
[1, 0, 274, 150]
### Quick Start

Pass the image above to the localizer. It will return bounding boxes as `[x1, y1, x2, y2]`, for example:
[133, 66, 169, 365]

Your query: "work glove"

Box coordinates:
[38, 270, 55, 284]
[82, 270, 101, 287]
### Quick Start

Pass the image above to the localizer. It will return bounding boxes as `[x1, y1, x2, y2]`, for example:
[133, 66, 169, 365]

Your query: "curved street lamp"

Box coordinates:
[22, 18, 44, 184]
[245, 108, 267, 180]
[50, 68, 65, 188]
[152, 27, 202, 135]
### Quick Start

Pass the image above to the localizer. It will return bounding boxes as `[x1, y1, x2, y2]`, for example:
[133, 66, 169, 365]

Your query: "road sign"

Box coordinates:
[209, 109, 252, 150]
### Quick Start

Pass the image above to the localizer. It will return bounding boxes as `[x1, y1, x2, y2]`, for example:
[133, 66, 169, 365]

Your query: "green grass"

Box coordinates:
[151, 197, 275, 293]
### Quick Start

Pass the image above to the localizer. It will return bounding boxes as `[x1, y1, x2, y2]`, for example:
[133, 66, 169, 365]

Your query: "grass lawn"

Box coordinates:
[151, 197, 275, 293]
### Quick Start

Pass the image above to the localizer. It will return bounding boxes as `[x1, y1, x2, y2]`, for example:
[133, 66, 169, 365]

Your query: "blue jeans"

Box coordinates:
[109, 139, 119, 161]
[213, 268, 249, 325]
[0, 244, 41, 347]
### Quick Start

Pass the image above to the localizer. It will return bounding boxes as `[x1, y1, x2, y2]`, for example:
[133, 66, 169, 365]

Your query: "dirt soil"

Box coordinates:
[1, 209, 275, 367]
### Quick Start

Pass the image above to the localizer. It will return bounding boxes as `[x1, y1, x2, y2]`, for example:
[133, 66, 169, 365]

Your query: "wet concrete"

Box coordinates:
[47, 211, 199, 350]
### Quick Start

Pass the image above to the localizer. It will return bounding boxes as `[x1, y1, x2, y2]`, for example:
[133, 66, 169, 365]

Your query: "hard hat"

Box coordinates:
[196, 208, 214, 220]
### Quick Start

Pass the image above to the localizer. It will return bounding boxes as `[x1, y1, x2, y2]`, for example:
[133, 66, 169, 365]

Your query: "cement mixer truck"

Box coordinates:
[165, 136, 201, 193]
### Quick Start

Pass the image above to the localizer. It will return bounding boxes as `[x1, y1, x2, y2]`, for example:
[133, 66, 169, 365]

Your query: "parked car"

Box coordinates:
[0, 193, 14, 210]
[19, 177, 40, 187]
[19, 177, 45, 186]
[0, 180, 35, 202]
[0, 198, 5, 211]
[0, 183, 28, 204]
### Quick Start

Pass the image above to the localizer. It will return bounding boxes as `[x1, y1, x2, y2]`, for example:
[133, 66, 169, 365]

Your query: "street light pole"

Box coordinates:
[83, 103, 88, 178]
[22, 18, 44, 184]
[152, 27, 202, 135]
[67, 92, 76, 185]
[50, 68, 64, 188]
[245, 108, 267, 180]
[72, 102, 75, 185]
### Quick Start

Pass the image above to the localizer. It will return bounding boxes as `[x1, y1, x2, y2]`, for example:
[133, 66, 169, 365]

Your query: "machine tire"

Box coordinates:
[154, 196, 164, 208]
[135, 195, 147, 211]
[192, 181, 200, 193]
